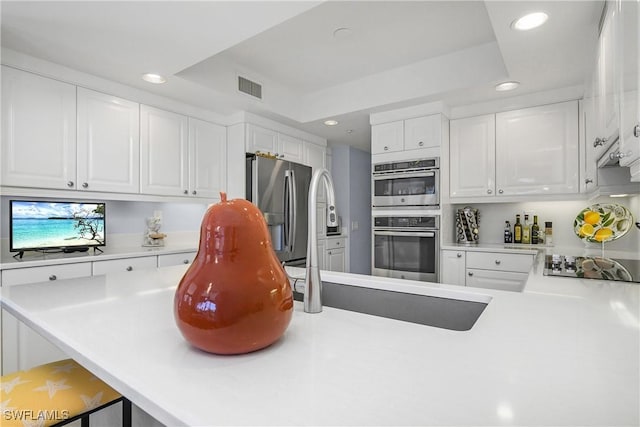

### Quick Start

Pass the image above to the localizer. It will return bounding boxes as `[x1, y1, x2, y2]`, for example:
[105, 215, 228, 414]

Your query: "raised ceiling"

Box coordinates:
[0, 1, 603, 151]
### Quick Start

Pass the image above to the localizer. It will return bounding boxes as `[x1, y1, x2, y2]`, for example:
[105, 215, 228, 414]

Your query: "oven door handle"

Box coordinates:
[373, 170, 436, 180]
[374, 230, 436, 238]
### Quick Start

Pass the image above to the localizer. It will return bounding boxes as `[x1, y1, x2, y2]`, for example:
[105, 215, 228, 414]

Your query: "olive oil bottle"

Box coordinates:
[522, 214, 531, 244]
[531, 215, 540, 244]
[514, 214, 522, 243]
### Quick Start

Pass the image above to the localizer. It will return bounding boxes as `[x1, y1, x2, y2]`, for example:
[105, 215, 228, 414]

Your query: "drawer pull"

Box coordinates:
[183, 260, 189, 264]
[468, 272, 474, 277]
[49, 275, 57, 281]
[456, 253, 462, 258]
[126, 266, 133, 272]
[495, 260, 501, 265]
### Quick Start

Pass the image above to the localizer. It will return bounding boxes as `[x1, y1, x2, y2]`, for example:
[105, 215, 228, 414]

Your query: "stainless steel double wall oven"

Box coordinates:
[372, 157, 440, 282]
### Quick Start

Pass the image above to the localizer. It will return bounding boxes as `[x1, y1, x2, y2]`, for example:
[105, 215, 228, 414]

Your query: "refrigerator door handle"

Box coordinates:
[284, 170, 296, 253]
[289, 169, 297, 254]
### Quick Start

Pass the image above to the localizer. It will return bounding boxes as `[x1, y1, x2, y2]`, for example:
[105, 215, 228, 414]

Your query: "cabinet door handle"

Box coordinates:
[183, 260, 189, 264]
[67, 181, 74, 188]
[418, 141, 424, 147]
[498, 189, 504, 194]
[328, 251, 332, 255]
[468, 271, 474, 277]
[593, 137, 607, 147]
[585, 178, 594, 184]
[487, 189, 492, 194]
[126, 266, 133, 272]
[192, 190, 197, 195]
[634, 124, 640, 138]
[495, 260, 501, 265]
[456, 253, 462, 258]
[49, 275, 57, 281]
[82, 182, 89, 188]
[183, 190, 188, 195]
[383, 146, 389, 151]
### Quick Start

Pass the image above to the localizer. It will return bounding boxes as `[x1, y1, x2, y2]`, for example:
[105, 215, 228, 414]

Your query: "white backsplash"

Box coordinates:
[450, 194, 640, 253]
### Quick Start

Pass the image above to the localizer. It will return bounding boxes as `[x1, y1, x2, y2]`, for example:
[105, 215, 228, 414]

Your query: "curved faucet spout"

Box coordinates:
[305, 168, 338, 313]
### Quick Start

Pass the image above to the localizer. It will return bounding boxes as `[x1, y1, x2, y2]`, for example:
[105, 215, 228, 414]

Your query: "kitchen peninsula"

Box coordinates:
[1, 253, 638, 427]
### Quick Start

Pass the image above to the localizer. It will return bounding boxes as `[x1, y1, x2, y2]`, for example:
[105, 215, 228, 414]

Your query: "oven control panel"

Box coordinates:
[374, 216, 439, 229]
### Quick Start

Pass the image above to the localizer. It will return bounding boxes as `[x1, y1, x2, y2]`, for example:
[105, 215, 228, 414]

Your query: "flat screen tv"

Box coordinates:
[10, 200, 106, 255]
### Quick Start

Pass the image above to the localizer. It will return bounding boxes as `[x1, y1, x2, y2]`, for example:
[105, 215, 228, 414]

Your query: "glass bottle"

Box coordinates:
[522, 214, 531, 244]
[545, 222, 553, 245]
[531, 215, 540, 244]
[514, 215, 522, 244]
[504, 221, 512, 243]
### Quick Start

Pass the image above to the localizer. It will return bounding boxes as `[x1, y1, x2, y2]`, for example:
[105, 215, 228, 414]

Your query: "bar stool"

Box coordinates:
[1, 359, 131, 427]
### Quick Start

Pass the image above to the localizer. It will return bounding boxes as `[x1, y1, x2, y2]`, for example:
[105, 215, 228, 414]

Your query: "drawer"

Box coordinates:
[326, 238, 346, 250]
[92, 256, 157, 276]
[466, 268, 528, 292]
[466, 251, 534, 273]
[1, 262, 92, 286]
[158, 252, 196, 268]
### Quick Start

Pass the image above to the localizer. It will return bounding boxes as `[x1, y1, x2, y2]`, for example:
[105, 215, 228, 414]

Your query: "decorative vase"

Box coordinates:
[174, 193, 293, 355]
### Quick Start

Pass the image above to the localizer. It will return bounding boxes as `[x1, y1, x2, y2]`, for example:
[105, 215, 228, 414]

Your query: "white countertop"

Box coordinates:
[1, 256, 638, 426]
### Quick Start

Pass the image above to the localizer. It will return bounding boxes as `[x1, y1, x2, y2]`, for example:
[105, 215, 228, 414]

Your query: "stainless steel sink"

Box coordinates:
[293, 282, 488, 331]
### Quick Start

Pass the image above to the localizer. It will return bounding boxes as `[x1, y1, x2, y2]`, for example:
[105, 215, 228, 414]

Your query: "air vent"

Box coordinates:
[238, 76, 262, 99]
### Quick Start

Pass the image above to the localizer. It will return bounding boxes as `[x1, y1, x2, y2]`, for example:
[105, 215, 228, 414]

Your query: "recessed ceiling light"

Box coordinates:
[324, 120, 339, 126]
[512, 12, 548, 31]
[142, 73, 167, 84]
[609, 194, 629, 198]
[495, 81, 520, 92]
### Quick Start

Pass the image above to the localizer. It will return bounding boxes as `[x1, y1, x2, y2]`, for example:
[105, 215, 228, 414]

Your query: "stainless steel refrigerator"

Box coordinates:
[246, 155, 311, 266]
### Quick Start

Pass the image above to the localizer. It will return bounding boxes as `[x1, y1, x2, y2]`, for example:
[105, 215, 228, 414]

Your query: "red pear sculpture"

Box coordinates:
[174, 192, 293, 354]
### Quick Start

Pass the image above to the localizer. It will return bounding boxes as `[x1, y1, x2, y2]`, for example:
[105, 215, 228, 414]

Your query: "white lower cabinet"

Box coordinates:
[1, 251, 194, 374]
[92, 256, 157, 275]
[157, 252, 196, 267]
[440, 250, 466, 286]
[1, 262, 93, 286]
[440, 249, 533, 292]
[1, 262, 92, 374]
[326, 238, 347, 272]
[466, 269, 529, 292]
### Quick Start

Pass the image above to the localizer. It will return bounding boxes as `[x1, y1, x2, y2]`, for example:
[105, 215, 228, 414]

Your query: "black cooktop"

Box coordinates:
[543, 254, 640, 283]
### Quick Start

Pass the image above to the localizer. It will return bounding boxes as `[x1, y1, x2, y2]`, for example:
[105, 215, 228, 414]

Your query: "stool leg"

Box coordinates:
[122, 398, 132, 427]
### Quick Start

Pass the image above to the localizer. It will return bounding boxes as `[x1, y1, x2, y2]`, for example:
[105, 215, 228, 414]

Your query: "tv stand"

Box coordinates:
[62, 246, 89, 253]
[13, 251, 25, 259]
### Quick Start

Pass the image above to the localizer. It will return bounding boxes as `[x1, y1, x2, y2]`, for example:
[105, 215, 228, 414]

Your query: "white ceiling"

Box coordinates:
[0, 1, 604, 152]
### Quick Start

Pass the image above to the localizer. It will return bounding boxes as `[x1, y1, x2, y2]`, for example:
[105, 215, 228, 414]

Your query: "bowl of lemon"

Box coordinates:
[574, 203, 633, 243]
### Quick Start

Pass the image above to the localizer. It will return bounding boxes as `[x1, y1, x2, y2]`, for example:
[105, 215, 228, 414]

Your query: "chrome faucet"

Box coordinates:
[305, 168, 338, 313]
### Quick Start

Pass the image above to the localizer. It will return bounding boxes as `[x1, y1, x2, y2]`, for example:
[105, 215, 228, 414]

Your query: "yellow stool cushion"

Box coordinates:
[1, 359, 121, 427]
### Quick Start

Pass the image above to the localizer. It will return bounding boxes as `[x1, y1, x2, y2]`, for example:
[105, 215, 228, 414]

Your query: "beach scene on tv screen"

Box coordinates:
[11, 201, 105, 250]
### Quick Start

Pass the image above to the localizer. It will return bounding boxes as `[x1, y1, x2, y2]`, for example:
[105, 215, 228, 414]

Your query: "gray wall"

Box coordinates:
[331, 145, 372, 274]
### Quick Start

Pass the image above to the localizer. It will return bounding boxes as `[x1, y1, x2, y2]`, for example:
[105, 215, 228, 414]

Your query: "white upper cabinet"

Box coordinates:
[277, 133, 304, 163]
[404, 115, 441, 151]
[619, 0, 640, 169]
[449, 114, 496, 198]
[77, 88, 140, 193]
[495, 101, 579, 195]
[595, 2, 620, 147]
[245, 123, 305, 163]
[371, 121, 404, 154]
[371, 114, 442, 155]
[246, 124, 278, 154]
[1, 66, 77, 190]
[188, 117, 227, 198]
[140, 105, 189, 196]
